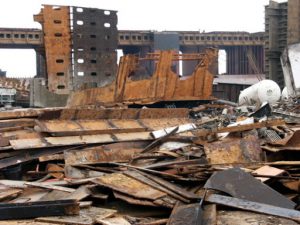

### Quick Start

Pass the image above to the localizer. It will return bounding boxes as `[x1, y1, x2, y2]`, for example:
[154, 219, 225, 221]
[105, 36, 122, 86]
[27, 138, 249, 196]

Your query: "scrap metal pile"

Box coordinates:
[0, 99, 299, 224]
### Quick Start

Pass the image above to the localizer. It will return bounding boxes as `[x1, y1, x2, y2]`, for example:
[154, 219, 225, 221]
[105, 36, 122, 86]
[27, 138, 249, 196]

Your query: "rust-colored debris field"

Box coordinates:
[0, 98, 299, 225]
[1, 2, 300, 225]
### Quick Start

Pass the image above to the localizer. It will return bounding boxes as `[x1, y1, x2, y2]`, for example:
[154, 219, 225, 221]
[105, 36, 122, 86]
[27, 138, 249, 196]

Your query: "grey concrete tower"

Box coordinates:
[265, 0, 300, 88]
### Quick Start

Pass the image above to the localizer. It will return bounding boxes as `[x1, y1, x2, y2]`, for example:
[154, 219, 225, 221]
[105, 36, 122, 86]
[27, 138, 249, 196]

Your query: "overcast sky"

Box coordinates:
[0, 0, 285, 77]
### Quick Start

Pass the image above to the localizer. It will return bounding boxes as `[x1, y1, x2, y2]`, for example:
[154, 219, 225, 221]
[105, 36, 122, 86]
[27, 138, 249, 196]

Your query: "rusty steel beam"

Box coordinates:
[0, 200, 79, 220]
[39, 108, 190, 120]
[0, 107, 63, 120]
[206, 194, 300, 222]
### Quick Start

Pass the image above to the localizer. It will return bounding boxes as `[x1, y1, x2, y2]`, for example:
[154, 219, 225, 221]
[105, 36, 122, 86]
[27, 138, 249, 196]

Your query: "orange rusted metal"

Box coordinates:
[93, 173, 166, 200]
[64, 143, 146, 165]
[34, 5, 71, 94]
[68, 48, 218, 107]
[204, 135, 262, 164]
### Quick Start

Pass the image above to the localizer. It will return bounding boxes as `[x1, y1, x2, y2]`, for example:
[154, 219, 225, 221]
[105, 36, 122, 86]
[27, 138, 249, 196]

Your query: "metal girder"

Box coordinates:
[39, 108, 190, 120]
[206, 194, 300, 222]
[0, 200, 79, 220]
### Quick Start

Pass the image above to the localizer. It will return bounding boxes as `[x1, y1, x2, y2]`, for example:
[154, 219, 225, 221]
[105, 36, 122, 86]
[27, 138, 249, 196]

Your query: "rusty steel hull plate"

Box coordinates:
[64, 144, 144, 165]
[204, 168, 296, 209]
[68, 48, 218, 107]
[93, 173, 166, 200]
[204, 135, 262, 164]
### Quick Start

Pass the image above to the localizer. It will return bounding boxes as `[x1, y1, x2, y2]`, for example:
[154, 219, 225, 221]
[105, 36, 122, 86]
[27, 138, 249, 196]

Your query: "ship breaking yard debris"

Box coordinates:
[0, 1, 300, 225]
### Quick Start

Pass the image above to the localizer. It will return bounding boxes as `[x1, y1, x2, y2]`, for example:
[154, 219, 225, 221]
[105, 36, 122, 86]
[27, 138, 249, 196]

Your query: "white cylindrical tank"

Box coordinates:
[238, 80, 281, 106]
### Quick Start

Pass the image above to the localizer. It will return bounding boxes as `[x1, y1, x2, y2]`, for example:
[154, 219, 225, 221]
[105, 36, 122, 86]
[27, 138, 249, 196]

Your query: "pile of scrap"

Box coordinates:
[0, 104, 300, 224]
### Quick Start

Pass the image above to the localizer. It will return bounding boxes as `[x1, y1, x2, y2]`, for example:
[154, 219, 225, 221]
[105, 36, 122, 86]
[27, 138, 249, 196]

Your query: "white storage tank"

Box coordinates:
[238, 80, 281, 106]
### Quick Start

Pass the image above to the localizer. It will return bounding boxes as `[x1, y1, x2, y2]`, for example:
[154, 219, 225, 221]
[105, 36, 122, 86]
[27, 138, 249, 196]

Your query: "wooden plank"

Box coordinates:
[206, 194, 300, 222]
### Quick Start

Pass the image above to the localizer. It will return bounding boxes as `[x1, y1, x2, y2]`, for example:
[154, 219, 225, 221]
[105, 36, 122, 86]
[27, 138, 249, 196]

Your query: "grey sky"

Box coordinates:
[0, 0, 285, 77]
